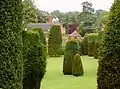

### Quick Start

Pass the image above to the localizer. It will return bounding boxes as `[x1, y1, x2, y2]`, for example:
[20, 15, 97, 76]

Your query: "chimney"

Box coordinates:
[48, 15, 53, 24]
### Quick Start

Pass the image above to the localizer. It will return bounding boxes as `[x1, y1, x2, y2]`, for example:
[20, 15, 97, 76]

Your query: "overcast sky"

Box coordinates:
[34, 0, 114, 12]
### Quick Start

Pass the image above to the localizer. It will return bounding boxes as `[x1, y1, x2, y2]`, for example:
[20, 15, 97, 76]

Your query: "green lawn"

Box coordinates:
[41, 56, 98, 89]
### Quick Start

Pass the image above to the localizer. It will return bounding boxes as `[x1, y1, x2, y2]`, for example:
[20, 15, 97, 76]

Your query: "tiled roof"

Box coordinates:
[68, 31, 81, 37]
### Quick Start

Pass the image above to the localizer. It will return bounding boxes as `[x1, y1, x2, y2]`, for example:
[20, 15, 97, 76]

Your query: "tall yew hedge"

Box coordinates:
[97, 0, 120, 89]
[23, 30, 47, 89]
[48, 25, 62, 57]
[0, 1, 23, 89]
[88, 33, 98, 56]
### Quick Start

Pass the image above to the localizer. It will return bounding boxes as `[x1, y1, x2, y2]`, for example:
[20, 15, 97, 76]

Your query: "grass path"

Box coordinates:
[41, 56, 98, 89]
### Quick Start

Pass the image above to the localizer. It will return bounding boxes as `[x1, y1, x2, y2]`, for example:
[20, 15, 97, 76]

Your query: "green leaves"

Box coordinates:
[48, 25, 62, 57]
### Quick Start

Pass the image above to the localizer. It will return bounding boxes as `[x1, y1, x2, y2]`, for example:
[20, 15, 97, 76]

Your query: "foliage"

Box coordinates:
[23, 30, 47, 89]
[63, 40, 79, 75]
[95, 10, 109, 32]
[82, 35, 88, 55]
[81, 1, 94, 14]
[88, 33, 98, 56]
[48, 25, 62, 57]
[94, 31, 105, 59]
[0, 0, 23, 89]
[22, 0, 38, 26]
[37, 10, 49, 23]
[31, 28, 46, 45]
[97, 0, 120, 89]
[72, 54, 84, 76]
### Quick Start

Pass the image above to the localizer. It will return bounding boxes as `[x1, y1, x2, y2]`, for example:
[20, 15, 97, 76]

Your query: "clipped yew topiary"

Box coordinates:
[97, 0, 120, 89]
[23, 30, 47, 89]
[63, 40, 79, 75]
[88, 33, 98, 56]
[72, 53, 84, 77]
[0, 1, 23, 89]
[32, 28, 46, 45]
[48, 25, 62, 57]
[82, 35, 88, 55]
[94, 31, 104, 59]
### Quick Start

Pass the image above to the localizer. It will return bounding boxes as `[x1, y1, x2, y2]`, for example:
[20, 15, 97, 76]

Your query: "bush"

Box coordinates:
[97, 1, 120, 89]
[72, 54, 84, 77]
[23, 30, 47, 89]
[88, 33, 98, 56]
[48, 25, 62, 57]
[94, 42, 99, 59]
[32, 28, 46, 45]
[63, 40, 79, 75]
[94, 31, 104, 59]
[82, 35, 88, 55]
[0, 1, 23, 89]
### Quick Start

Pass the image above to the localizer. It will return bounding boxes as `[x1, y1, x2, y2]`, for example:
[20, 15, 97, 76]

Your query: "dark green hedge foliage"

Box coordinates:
[32, 28, 46, 45]
[48, 25, 62, 57]
[77, 40, 83, 55]
[63, 40, 79, 75]
[23, 30, 47, 89]
[94, 42, 99, 59]
[94, 31, 104, 59]
[0, 1, 23, 89]
[97, 0, 120, 89]
[88, 33, 98, 56]
[72, 53, 84, 77]
[82, 35, 88, 55]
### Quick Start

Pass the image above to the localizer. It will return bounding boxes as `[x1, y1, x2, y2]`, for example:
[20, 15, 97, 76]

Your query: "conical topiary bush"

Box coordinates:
[63, 40, 79, 75]
[72, 53, 84, 77]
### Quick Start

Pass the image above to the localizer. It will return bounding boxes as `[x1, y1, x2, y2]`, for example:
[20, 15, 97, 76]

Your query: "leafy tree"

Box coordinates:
[95, 10, 109, 31]
[81, 1, 94, 14]
[97, 0, 120, 89]
[37, 10, 49, 23]
[0, 0, 23, 89]
[22, 0, 38, 26]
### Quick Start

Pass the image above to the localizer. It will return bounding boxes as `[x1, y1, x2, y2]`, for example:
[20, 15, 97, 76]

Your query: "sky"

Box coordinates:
[34, 0, 114, 13]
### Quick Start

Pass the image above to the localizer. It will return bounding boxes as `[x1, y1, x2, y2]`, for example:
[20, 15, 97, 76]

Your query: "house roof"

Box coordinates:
[27, 23, 53, 32]
[68, 31, 81, 37]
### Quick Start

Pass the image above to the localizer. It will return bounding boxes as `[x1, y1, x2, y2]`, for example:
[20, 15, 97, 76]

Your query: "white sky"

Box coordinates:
[34, 0, 114, 12]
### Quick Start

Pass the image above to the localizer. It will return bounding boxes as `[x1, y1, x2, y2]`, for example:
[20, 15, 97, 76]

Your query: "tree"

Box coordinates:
[37, 10, 49, 23]
[81, 1, 94, 14]
[0, 0, 23, 89]
[22, 0, 38, 26]
[97, 0, 120, 89]
[95, 10, 109, 32]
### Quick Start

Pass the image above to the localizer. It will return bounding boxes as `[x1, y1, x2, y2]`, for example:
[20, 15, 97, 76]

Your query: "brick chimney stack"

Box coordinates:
[48, 15, 53, 24]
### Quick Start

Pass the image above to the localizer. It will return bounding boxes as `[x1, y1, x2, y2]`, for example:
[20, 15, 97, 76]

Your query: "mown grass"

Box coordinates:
[41, 56, 98, 89]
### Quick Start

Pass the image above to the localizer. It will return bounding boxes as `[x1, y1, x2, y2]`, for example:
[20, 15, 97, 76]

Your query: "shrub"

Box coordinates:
[94, 31, 104, 59]
[97, 1, 120, 89]
[88, 33, 98, 56]
[63, 40, 79, 75]
[82, 35, 88, 55]
[48, 25, 62, 57]
[94, 42, 99, 59]
[23, 30, 47, 89]
[77, 40, 83, 55]
[32, 28, 46, 45]
[72, 54, 84, 77]
[0, 1, 23, 89]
